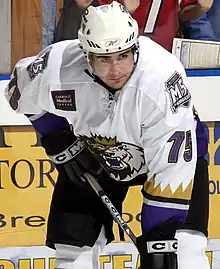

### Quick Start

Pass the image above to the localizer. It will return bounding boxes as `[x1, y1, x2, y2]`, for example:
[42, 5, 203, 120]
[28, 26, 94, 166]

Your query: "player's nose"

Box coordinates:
[109, 62, 121, 75]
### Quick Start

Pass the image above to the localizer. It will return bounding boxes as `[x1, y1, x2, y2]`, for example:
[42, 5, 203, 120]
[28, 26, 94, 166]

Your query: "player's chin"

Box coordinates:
[106, 77, 128, 89]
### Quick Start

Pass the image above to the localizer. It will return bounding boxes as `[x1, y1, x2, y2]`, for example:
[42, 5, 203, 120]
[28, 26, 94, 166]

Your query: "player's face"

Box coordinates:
[90, 49, 134, 89]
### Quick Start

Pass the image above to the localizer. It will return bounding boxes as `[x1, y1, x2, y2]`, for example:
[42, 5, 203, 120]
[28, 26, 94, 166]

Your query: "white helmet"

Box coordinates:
[78, 1, 139, 55]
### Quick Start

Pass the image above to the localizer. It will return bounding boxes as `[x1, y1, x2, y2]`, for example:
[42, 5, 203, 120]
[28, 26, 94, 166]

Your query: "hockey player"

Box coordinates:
[5, 2, 209, 269]
[94, 0, 210, 263]
[56, 0, 210, 257]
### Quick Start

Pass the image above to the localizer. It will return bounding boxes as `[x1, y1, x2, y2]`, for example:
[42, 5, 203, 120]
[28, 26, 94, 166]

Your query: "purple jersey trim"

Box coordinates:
[141, 203, 187, 233]
[26, 112, 70, 136]
[195, 117, 208, 158]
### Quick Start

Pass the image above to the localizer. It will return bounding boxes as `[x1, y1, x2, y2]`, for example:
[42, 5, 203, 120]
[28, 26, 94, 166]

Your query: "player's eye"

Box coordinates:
[119, 54, 128, 60]
[100, 57, 111, 63]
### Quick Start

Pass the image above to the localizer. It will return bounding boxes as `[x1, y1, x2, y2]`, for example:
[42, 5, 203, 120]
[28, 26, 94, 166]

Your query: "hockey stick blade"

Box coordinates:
[84, 172, 137, 246]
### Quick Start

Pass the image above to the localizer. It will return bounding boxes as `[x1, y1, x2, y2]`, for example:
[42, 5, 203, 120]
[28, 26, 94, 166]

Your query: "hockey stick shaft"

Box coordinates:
[84, 172, 137, 246]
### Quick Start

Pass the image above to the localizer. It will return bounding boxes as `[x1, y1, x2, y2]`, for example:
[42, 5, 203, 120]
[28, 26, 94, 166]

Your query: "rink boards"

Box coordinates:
[1, 242, 220, 269]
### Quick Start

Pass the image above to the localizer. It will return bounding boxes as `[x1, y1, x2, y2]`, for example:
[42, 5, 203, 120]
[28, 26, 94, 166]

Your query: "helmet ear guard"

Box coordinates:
[78, 1, 139, 55]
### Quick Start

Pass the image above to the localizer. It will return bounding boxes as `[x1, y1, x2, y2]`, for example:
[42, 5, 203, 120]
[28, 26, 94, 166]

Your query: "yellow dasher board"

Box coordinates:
[0, 123, 219, 246]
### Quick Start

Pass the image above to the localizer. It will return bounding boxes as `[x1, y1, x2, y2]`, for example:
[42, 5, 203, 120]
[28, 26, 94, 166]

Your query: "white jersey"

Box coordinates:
[5, 36, 197, 207]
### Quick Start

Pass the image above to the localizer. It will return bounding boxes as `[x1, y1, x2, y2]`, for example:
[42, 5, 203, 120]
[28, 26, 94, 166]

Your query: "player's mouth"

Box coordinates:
[108, 76, 125, 82]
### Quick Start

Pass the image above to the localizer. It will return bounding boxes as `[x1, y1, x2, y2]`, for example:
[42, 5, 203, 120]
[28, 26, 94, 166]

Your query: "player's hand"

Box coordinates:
[137, 219, 179, 269]
[74, 0, 93, 10]
[123, 0, 140, 13]
[41, 131, 110, 187]
[197, 0, 213, 12]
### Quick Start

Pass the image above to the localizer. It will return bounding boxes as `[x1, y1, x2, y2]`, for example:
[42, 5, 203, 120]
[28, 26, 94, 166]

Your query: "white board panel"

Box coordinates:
[0, 0, 11, 73]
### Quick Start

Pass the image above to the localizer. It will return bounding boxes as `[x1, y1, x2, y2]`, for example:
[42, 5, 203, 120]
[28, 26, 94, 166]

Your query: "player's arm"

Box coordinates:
[24, 110, 108, 186]
[4, 56, 45, 115]
[74, 0, 93, 10]
[140, 67, 196, 232]
[137, 61, 197, 269]
[4, 45, 73, 137]
[4, 48, 108, 186]
[181, 13, 217, 41]
[179, 0, 213, 21]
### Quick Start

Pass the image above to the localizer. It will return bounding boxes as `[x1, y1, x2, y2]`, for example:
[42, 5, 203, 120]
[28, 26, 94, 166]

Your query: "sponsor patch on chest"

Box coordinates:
[51, 90, 76, 111]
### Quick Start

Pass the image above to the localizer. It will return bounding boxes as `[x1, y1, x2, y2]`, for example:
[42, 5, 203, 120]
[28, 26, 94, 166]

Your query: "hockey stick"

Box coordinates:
[70, 159, 138, 245]
[84, 172, 138, 246]
[68, 161, 177, 259]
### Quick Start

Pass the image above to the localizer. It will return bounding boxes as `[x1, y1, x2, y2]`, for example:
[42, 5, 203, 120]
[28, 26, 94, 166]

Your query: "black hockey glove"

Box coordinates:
[137, 219, 179, 269]
[41, 131, 109, 186]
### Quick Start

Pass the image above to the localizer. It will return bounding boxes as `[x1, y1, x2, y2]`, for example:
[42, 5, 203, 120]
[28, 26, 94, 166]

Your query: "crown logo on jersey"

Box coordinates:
[79, 134, 117, 147]
[144, 174, 193, 201]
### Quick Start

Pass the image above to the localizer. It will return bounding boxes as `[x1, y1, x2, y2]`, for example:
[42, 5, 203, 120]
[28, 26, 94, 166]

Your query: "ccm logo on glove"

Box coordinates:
[49, 140, 85, 164]
[147, 240, 177, 253]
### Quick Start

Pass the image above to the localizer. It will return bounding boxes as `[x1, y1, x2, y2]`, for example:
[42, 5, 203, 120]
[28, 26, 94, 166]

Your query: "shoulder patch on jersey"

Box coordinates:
[8, 68, 21, 110]
[27, 50, 51, 80]
[165, 72, 191, 113]
[51, 90, 76, 111]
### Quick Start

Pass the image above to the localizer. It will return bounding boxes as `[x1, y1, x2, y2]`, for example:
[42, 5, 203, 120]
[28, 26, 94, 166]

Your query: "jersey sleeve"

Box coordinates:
[140, 60, 197, 232]
[4, 43, 73, 136]
[4, 41, 68, 115]
[4, 55, 45, 115]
